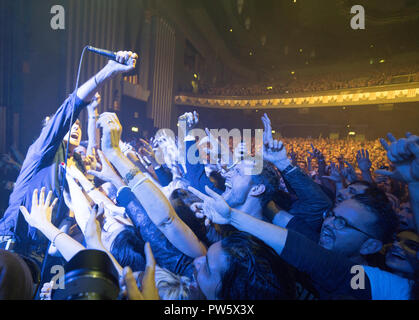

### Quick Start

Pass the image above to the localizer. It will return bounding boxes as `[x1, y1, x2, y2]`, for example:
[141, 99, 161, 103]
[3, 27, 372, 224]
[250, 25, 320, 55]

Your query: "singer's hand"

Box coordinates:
[106, 51, 138, 76]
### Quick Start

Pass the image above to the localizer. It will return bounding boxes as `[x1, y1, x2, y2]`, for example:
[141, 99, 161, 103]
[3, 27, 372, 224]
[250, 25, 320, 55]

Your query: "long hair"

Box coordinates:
[218, 231, 296, 300]
[110, 226, 146, 272]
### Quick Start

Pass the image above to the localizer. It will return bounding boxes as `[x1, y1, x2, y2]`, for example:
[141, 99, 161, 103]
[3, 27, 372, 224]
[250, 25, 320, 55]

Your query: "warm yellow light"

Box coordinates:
[291, 71, 295, 75]
[349, 132, 356, 136]
[267, 86, 273, 90]
[131, 127, 139, 132]
[272, 130, 276, 134]
[229, 28, 233, 32]
[379, 59, 385, 63]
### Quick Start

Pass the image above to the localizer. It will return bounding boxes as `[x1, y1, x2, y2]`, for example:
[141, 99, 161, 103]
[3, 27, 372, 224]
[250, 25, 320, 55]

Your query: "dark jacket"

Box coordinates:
[0, 93, 87, 243]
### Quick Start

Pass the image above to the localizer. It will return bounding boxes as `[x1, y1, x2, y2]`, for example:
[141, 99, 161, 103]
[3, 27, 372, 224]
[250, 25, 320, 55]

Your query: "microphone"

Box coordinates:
[86, 46, 119, 62]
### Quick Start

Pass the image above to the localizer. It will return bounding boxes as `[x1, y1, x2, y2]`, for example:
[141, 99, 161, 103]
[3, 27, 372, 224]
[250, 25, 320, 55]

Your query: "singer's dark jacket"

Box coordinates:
[0, 93, 88, 242]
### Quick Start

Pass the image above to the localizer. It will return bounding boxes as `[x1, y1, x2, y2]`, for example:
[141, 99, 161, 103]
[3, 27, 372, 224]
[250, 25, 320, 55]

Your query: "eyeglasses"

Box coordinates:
[324, 210, 377, 239]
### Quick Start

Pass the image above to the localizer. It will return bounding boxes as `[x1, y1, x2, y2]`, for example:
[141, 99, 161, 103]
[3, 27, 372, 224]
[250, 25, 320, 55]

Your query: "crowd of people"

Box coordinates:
[0, 50, 418, 300]
[184, 62, 419, 97]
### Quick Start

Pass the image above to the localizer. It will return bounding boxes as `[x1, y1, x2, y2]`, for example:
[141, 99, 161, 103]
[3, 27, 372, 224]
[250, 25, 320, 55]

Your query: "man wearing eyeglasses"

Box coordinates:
[319, 192, 397, 265]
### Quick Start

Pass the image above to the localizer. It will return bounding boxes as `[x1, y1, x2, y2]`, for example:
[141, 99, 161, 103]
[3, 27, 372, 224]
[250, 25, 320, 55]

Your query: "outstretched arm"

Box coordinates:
[262, 114, 332, 230]
[86, 93, 101, 155]
[189, 185, 371, 300]
[98, 113, 207, 258]
[377, 133, 419, 234]
[76, 51, 137, 102]
[19, 188, 85, 261]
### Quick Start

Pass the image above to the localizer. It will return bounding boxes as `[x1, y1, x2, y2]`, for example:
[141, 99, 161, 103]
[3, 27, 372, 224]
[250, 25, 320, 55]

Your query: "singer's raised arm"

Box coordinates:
[0, 50, 138, 240]
[76, 50, 138, 102]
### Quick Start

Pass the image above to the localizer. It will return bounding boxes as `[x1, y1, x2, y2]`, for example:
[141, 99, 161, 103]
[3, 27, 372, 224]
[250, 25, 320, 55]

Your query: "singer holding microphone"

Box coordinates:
[0, 50, 138, 259]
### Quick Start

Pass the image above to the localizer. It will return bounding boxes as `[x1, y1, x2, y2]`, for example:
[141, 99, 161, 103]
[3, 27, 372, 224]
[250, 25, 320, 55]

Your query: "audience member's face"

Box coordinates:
[385, 231, 419, 276]
[73, 145, 87, 161]
[63, 120, 82, 147]
[320, 199, 377, 257]
[222, 160, 255, 208]
[397, 202, 416, 231]
[193, 241, 228, 300]
[336, 184, 368, 204]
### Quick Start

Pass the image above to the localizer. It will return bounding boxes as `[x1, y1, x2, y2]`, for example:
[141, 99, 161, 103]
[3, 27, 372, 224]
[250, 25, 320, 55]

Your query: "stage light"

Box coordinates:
[267, 86, 273, 90]
[229, 28, 233, 32]
[349, 132, 356, 136]
[272, 130, 276, 134]
[379, 59, 385, 63]
[291, 71, 295, 75]
[131, 127, 139, 133]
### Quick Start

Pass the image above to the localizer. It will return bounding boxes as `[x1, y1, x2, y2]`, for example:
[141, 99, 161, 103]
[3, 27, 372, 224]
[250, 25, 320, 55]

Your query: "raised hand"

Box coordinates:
[261, 114, 290, 169]
[308, 143, 325, 162]
[119, 243, 159, 300]
[19, 188, 58, 231]
[342, 161, 358, 183]
[83, 203, 105, 249]
[188, 186, 232, 226]
[87, 149, 125, 189]
[105, 51, 138, 76]
[87, 92, 101, 114]
[376, 133, 419, 184]
[178, 111, 199, 134]
[356, 149, 372, 172]
[261, 113, 273, 144]
[307, 155, 313, 169]
[97, 112, 123, 156]
[289, 148, 298, 166]
[322, 162, 344, 183]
